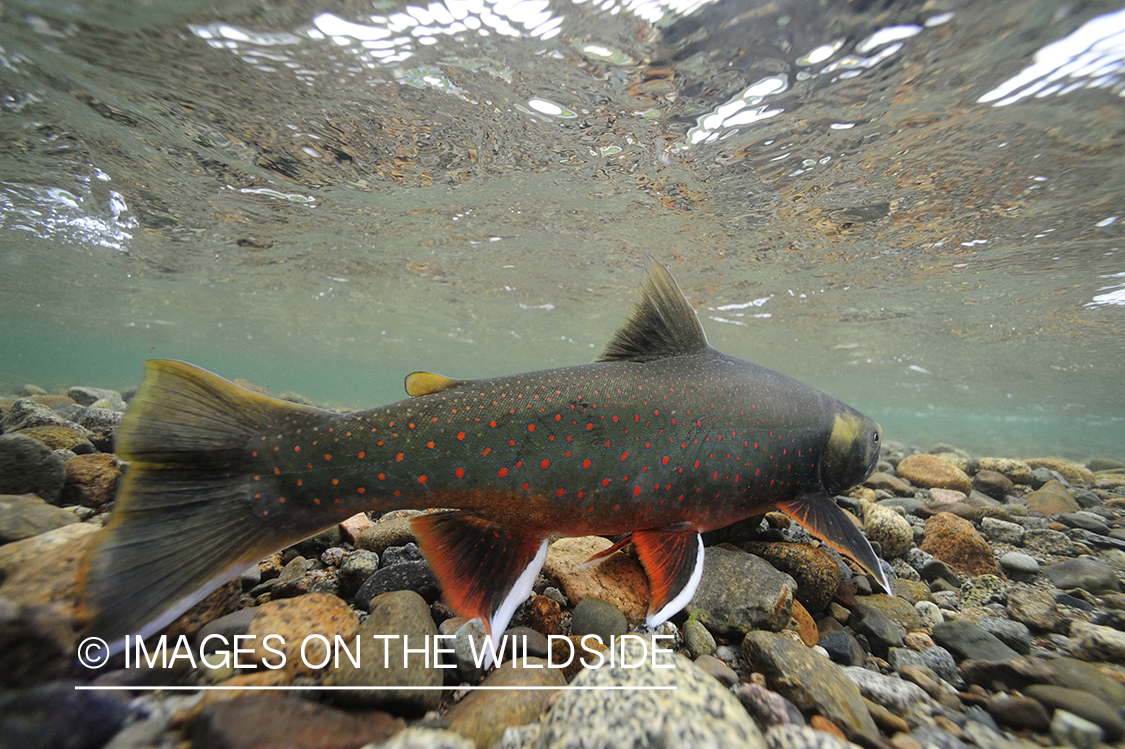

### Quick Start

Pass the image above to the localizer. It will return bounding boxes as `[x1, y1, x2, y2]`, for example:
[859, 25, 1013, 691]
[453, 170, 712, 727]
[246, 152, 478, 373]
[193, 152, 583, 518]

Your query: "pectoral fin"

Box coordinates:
[631, 528, 705, 626]
[410, 511, 547, 639]
[778, 491, 891, 593]
[404, 371, 464, 396]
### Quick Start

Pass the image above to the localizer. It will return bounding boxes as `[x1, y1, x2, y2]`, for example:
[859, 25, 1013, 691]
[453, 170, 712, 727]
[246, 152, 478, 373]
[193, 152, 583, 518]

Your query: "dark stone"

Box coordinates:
[849, 603, 905, 658]
[291, 526, 342, 558]
[0, 681, 131, 749]
[984, 694, 1051, 732]
[189, 694, 403, 749]
[1055, 592, 1095, 611]
[820, 630, 861, 666]
[1023, 684, 1125, 742]
[976, 617, 1031, 655]
[932, 620, 1019, 662]
[1043, 557, 1120, 594]
[972, 470, 1014, 500]
[910, 723, 967, 749]
[0, 494, 79, 543]
[354, 560, 440, 610]
[0, 600, 74, 688]
[0, 433, 66, 504]
[570, 597, 627, 644]
[381, 542, 424, 566]
[1092, 611, 1125, 632]
[1055, 513, 1109, 535]
[337, 550, 379, 600]
[920, 559, 962, 588]
[497, 626, 550, 663]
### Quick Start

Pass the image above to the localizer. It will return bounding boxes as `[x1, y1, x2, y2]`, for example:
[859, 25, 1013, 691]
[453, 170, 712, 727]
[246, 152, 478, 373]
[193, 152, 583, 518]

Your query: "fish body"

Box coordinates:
[79, 256, 886, 650]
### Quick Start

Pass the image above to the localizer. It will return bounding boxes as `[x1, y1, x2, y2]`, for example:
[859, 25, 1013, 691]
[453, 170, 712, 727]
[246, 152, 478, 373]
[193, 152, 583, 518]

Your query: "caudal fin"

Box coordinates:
[77, 360, 330, 647]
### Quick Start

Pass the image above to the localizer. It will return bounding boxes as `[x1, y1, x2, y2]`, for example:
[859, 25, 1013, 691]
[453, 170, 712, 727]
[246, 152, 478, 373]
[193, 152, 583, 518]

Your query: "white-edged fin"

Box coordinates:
[482, 538, 549, 669]
[645, 533, 705, 626]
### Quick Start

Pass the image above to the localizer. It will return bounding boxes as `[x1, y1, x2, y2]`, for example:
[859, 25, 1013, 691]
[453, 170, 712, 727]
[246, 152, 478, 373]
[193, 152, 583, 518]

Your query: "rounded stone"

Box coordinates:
[863, 501, 914, 558]
[740, 541, 842, 613]
[897, 454, 972, 495]
[1043, 557, 1120, 594]
[683, 617, 716, 658]
[998, 552, 1038, 582]
[0, 433, 67, 504]
[919, 513, 1002, 577]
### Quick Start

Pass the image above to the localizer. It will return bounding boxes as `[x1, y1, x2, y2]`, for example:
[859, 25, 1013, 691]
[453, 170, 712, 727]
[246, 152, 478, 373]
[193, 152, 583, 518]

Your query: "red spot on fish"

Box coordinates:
[693, 460, 700, 469]
[358, 487, 366, 494]
[490, 420, 498, 428]
[621, 451, 629, 461]
[633, 486, 641, 496]
[482, 448, 491, 457]
[528, 424, 536, 432]
[541, 458, 550, 469]
[279, 497, 286, 503]
[612, 415, 619, 423]
[634, 414, 640, 422]
[662, 456, 670, 465]
[251, 451, 258, 457]
[418, 475, 428, 484]
[455, 467, 465, 478]
[601, 478, 610, 487]
[331, 478, 339, 485]
[498, 467, 509, 477]
[358, 451, 365, 459]
[578, 491, 585, 499]
[582, 459, 591, 469]
[378, 473, 386, 480]
[396, 453, 404, 461]
[556, 488, 565, 497]
[296, 479, 302, 486]
[522, 482, 530, 490]
[324, 454, 332, 461]
[457, 431, 465, 440]
[294, 446, 301, 452]
[273, 467, 280, 475]
[426, 441, 435, 449]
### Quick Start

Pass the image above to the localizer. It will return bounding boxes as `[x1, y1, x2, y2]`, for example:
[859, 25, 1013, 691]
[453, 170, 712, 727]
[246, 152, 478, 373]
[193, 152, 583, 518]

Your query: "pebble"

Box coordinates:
[972, 470, 1015, 500]
[541, 535, 649, 625]
[355, 513, 419, 556]
[897, 454, 973, 495]
[354, 559, 441, 609]
[323, 590, 443, 713]
[1055, 512, 1110, 535]
[381, 542, 424, 566]
[537, 637, 766, 748]
[452, 617, 489, 683]
[865, 472, 915, 496]
[973, 457, 1035, 485]
[980, 517, 1025, 545]
[529, 593, 563, 637]
[688, 546, 796, 637]
[0, 521, 101, 609]
[0, 493, 79, 543]
[67, 386, 125, 410]
[919, 512, 1002, 577]
[975, 617, 1030, 654]
[740, 541, 842, 613]
[1024, 481, 1080, 515]
[997, 551, 1038, 582]
[1042, 557, 1120, 593]
[841, 666, 930, 713]
[246, 592, 357, 677]
[683, 617, 716, 658]
[1050, 710, 1104, 749]
[1026, 458, 1095, 485]
[337, 512, 372, 543]
[189, 694, 403, 749]
[694, 653, 739, 686]
[61, 453, 122, 507]
[1067, 619, 1125, 663]
[0, 599, 75, 688]
[733, 682, 806, 728]
[1023, 528, 1074, 555]
[0, 433, 67, 504]
[958, 574, 1008, 608]
[13, 425, 95, 453]
[1023, 684, 1125, 741]
[984, 693, 1051, 732]
[849, 602, 905, 657]
[1003, 587, 1061, 632]
[445, 659, 564, 748]
[570, 597, 628, 644]
[863, 500, 914, 557]
[743, 630, 878, 740]
[931, 620, 1019, 662]
[336, 549, 379, 599]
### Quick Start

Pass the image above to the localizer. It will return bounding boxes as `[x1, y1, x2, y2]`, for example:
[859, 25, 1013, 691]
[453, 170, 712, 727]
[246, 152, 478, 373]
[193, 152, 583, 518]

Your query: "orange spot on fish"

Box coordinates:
[332, 478, 339, 485]
[482, 448, 492, 457]
[314, 498, 320, 505]
[273, 467, 280, 475]
[358, 487, 366, 494]
[358, 451, 366, 459]
[279, 497, 286, 503]
[427, 441, 435, 449]
[378, 473, 386, 480]
[294, 446, 301, 452]
[456, 431, 465, 440]
[528, 423, 536, 432]
[498, 467, 509, 477]
[582, 459, 592, 469]
[418, 475, 428, 484]
[455, 467, 465, 479]
[541, 458, 550, 469]
[601, 478, 610, 487]
[396, 453, 404, 461]
[296, 479, 302, 486]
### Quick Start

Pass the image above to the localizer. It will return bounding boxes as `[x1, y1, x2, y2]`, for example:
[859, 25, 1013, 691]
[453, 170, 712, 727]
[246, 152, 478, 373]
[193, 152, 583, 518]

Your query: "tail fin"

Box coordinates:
[77, 360, 330, 647]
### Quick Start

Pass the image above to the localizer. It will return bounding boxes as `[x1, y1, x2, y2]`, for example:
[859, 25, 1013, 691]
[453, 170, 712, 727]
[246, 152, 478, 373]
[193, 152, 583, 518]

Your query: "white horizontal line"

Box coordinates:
[74, 685, 676, 691]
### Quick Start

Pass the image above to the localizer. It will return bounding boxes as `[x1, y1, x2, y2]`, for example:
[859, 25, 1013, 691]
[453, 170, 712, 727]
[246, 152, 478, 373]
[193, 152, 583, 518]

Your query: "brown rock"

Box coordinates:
[0, 599, 75, 687]
[61, 453, 122, 507]
[789, 600, 818, 646]
[550, 634, 608, 681]
[810, 715, 848, 740]
[972, 470, 1014, 500]
[445, 658, 565, 748]
[14, 426, 94, 452]
[247, 593, 358, 677]
[0, 494, 79, 543]
[740, 541, 842, 613]
[974, 458, 1035, 485]
[338, 512, 372, 543]
[355, 512, 419, 555]
[853, 594, 923, 631]
[166, 580, 241, 641]
[897, 454, 972, 495]
[189, 694, 402, 749]
[1024, 480, 1080, 515]
[1025, 458, 1095, 485]
[529, 594, 562, 637]
[542, 536, 648, 626]
[0, 522, 101, 612]
[864, 472, 914, 496]
[918, 513, 1001, 577]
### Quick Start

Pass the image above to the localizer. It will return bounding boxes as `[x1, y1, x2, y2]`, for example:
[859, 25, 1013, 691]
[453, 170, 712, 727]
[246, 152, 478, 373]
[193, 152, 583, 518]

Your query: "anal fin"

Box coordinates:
[778, 490, 891, 594]
[631, 528, 705, 627]
[410, 511, 547, 640]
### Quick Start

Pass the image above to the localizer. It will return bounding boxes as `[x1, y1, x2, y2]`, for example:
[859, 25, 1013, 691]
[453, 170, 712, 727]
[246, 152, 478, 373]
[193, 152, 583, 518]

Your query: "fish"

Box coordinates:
[78, 255, 888, 654]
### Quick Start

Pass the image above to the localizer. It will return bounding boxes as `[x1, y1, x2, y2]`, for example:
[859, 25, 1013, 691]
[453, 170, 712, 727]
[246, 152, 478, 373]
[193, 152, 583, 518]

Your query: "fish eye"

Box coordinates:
[871, 431, 879, 445]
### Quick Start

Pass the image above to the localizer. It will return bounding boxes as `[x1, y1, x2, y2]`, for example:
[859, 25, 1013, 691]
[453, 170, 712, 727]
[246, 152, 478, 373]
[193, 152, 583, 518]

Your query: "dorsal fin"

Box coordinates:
[405, 371, 463, 396]
[597, 254, 710, 362]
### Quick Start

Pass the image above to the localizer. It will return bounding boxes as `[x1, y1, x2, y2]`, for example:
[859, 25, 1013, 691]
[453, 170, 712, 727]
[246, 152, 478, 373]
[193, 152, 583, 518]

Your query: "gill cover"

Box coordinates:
[821, 408, 881, 494]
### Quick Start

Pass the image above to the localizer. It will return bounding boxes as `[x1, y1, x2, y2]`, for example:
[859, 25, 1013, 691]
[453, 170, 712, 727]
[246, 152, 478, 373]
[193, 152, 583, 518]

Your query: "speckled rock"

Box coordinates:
[742, 630, 878, 740]
[354, 512, 419, 556]
[1043, 557, 1120, 594]
[12, 426, 95, 453]
[977, 617, 1030, 655]
[958, 574, 1008, 608]
[0, 433, 67, 504]
[1, 399, 74, 432]
[543, 536, 649, 626]
[688, 547, 796, 637]
[980, 517, 1025, 545]
[683, 618, 716, 658]
[854, 594, 923, 632]
[1024, 528, 1074, 556]
[1067, 620, 1125, 664]
[337, 549, 379, 600]
[1006, 587, 1063, 631]
[862, 501, 913, 558]
[324, 590, 442, 713]
[354, 559, 440, 608]
[740, 541, 842, 613]
[1024, 481, 1080, 515]
[0, 494, 79, 543]
[974, 458, 1035, 485]
[919, 512, 1002, 577]
[246, 593, 358, 677]
[897, 454, 972, 495]
[378, 728, 474, 749]
[61, 453, 121, 508]
[842, 666, 930, 712]
[67, 386, 125, 410]
[537, 636, 765, 748]
[1050, 710, 1104, 749]
[445, 658, 564, 748]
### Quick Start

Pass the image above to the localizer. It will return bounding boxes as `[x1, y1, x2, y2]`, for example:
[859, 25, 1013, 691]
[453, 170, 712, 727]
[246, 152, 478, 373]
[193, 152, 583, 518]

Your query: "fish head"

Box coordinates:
[821, 405, 882, 494]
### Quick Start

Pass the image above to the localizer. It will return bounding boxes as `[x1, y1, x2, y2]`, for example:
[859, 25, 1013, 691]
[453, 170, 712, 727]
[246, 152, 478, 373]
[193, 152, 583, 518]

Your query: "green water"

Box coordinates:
[1, 0, 1123, 460]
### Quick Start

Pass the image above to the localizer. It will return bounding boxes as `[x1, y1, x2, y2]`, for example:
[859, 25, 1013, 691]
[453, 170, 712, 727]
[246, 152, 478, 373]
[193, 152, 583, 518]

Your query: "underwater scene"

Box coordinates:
[2, 0, 1125, 748]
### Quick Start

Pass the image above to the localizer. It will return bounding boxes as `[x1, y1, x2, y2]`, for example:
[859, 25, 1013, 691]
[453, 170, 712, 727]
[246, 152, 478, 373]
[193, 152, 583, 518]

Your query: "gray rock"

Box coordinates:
[694, 653, 738, 686]
[688, 547, 796, 637]
[764, 724, 854, 749]
[536, 637, 766, 749]
[976, 617, 1031, 655]
[1, 400, 74, 432]
[910, 724, 967, 749]
[973, 471, 1014, 500]
[379, 727, 475, 749]
[932, 620, 1020, 662]
[998, 552, 1038, 582]
[842, 666, 930, 712]
[1006, 586, 1063, 632]
[323, 589, 443, 713]
[67, 386, 125, 410]
[1071, 490, 1103, 510]
[453, 617, 489, 683]
[571, 597, 628, 645]
[381, 542, 424, 566]
[0, 494, 78, 543]
[981, 517, 1026, 545]
[820, 630, 862, 667]
[1056, 512, 1110, 536]
[743, 631, 878, 740]
[0, 681, 131, 749]
[1067, 620, 1125, 664]
[1050, 710, 1104, 749]
[918, 646, 959, 684]
[959, 574, 1008, 608]
[72, 407, 123, 437]
[734, 683, 805, 729]
[1043, 557, 1120, 593]
[0, 434, 67, 504]
[1024, 528, 1073, 555]
[194, 608, 258, 654]
[904, 548, 935, 572]
[337, 549, 379, 599]
[849, 603, 904, 658]
[1025, 684, 1124, 741]
[354, 559, 440, 609]
[920, 559, 962, 588]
